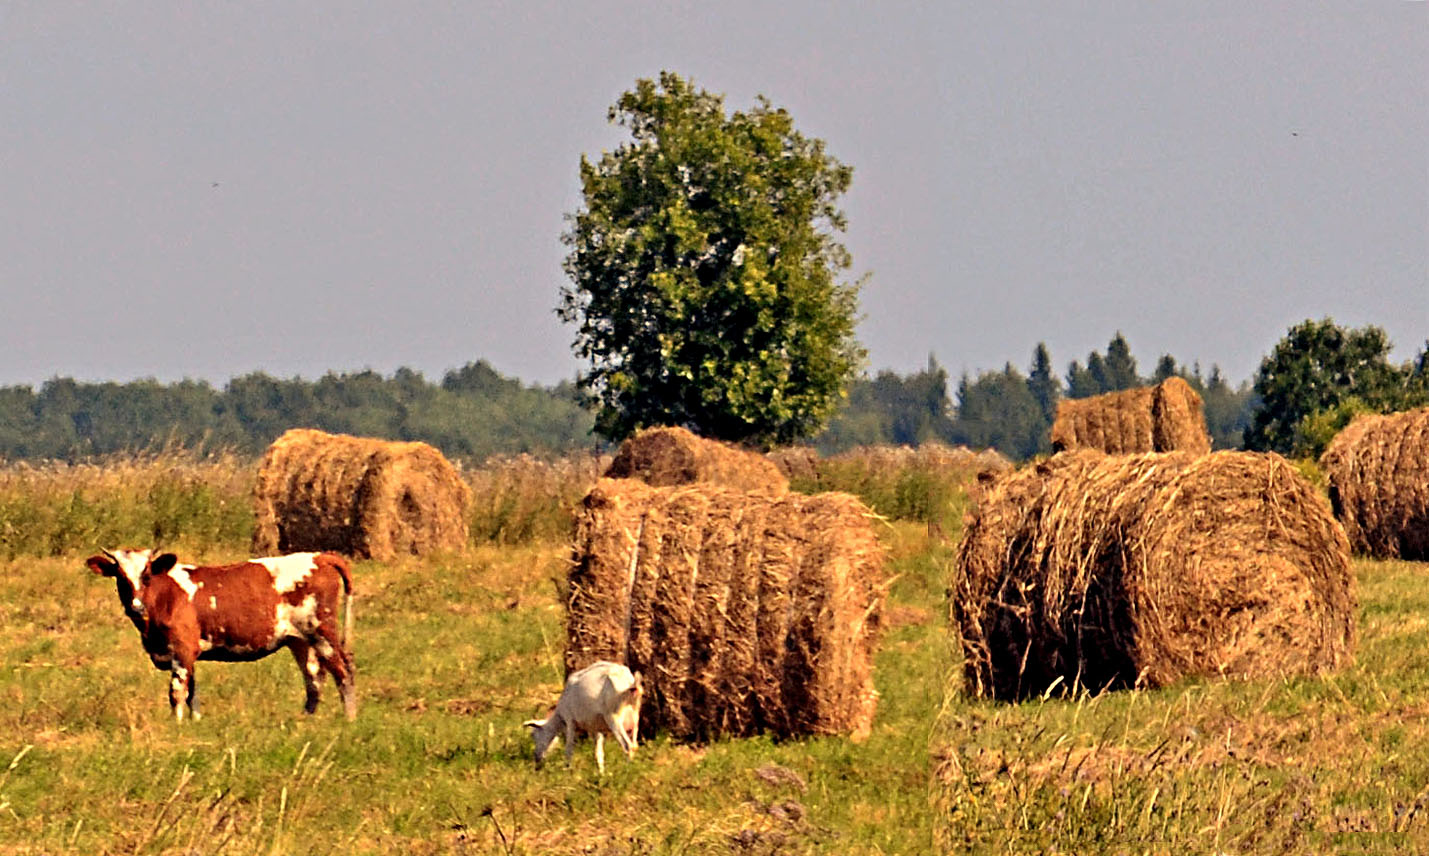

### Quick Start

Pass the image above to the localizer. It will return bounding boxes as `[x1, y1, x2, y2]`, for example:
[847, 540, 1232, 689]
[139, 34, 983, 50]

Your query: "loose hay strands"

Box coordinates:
[1050, 378, 1211, 455]
[566, 479, 887, 741]
[251, 428, 470, 560]
[1321, 407, 1429, 560]
[953, 450, 1355, 701]
[605, 426, 788, 495]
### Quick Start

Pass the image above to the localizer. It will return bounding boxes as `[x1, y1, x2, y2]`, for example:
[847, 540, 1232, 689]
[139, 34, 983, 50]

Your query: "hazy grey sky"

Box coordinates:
[3, 2, 1424, 390]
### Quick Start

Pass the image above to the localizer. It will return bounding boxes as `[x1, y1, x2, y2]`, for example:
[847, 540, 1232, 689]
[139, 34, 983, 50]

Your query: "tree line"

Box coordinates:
[821, 323, 1427, 461]
[0, 321, 1422, 465]
[0, 361, 594, 462]
[818, 333, 1257, 460]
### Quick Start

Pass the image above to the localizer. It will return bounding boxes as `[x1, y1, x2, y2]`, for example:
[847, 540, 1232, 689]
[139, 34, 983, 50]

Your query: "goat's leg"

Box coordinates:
[604, 712, 636, 757]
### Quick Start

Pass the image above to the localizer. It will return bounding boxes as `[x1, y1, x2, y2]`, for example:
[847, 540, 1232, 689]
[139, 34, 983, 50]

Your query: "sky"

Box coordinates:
[2, 2, 1425, 391]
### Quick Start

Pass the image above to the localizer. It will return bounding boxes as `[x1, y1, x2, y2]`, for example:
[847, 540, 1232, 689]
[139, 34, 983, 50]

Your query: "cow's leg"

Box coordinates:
[595, 732, 606, 776]
[169, 657, 195, 723]
[564, 718, 576, 766]
[186, 670, 201, 721]
[289, 642, 322, 714]
[311, 629, 356, 721]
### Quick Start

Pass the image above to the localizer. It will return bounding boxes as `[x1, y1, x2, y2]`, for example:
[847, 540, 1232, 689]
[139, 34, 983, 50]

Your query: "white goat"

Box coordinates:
[524, 661, 642, 774]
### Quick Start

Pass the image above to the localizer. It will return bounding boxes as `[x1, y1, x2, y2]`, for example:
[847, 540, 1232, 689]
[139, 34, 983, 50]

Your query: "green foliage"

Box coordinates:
[816, 356, 954, 454]
[793, 448, 976, 532]
[1065, 332, 1142, 399]
[1246, 318, 1426, 454]
[1102, 331, 1140, 391]
[559, 71, 864, 447]
[811, 336, 1257, 460]
[952, 363, 1046, 460]
[1151, 353, 1180, 383]
[0, 451, 253, 559]
[1026, 342, 1061, 429]
[1291, 396, 1374, 460]
[0, 361, 594, 463]
[1189, 365, 1251, 450]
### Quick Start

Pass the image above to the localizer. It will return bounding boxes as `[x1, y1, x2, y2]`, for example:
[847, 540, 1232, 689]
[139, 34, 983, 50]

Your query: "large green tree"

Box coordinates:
[558, 72, 864, 447]
[1245, 318, 1423, 454]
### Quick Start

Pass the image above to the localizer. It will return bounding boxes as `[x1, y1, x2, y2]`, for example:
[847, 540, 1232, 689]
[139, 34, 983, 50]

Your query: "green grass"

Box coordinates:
[4, 484, 1429, 853]
[933, 558, 1429, 853]
[0, 526, 951, 855]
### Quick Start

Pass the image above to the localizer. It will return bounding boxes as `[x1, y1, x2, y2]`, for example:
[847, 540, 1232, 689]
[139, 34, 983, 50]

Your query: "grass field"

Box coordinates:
[0, 523, 952, 855]
[2, 456, 1427, 854]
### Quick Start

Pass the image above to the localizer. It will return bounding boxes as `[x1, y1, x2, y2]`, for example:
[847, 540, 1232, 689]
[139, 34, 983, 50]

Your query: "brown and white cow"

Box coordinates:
[86, 548, 356, 721]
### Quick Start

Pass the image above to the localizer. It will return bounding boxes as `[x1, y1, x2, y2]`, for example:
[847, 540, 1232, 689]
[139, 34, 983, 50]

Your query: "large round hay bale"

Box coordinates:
[604, 426, 788, 495]
[1050, 377, 1211, 455]
[1320, 407, 1429, 560]
[251, 428, 470, 560]
[566, 478, 886, 741]
[954, 450, 1355, 700]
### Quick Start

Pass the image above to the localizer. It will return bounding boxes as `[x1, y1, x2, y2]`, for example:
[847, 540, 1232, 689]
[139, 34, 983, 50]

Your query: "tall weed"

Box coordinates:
[0, 450, 253, 559]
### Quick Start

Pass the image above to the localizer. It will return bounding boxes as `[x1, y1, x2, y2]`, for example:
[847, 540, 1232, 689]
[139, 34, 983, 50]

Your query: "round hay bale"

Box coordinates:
[953, 450, 1355, 701]
[251, 428, 470, 560]
[767, 445, 821, 483]
[1050, 378, 1211, 455]
[1320, 407, 1429, 560]
[565, 478, 886, 741]
[605, 426, 788, 495]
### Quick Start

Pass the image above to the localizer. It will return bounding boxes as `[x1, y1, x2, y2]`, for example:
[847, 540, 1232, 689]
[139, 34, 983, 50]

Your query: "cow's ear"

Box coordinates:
[149, 553, 179, 576]
[85, 554, 118, 576]
[630, 671, 643, 693]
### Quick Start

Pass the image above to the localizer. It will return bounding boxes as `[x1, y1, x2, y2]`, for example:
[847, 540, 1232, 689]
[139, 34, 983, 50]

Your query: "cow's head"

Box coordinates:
[85, 549, 180, 621]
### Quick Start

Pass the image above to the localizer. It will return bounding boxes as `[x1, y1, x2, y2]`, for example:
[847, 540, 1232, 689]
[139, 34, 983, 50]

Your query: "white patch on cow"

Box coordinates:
[168, 567, 200, 600]
[198, 639, 212, 653]
[208, 596, 217, 610]
[315, 639, 334, 659]
[306, 648, 321, 677]
[112, 548, 151, 593]
[274, 594, 319, 640]
[255, 553, 319, 594]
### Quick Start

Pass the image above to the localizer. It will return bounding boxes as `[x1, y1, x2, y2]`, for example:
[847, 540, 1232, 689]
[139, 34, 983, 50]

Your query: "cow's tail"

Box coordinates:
[332, 553, 355, 653]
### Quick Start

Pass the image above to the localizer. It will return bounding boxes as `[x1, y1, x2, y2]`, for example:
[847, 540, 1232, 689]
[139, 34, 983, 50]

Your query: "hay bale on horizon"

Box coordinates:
[1050, 377, 1211, 455]
[766, 445, 820, 483]
[954, 450, 1355, 701]
[1320, 407, 1429, 560]
[605, 426, 788, 495]
[251, 428, 470, 560]
[566, 478, 886, 741]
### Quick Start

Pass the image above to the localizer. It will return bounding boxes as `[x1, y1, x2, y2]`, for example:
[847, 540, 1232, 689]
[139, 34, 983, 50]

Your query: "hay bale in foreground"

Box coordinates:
[954, 450, 1355, 700]
[1050, 377, 1211, 455]
[1320, 407, 1429, 560]
[605, 426, 788, 495]
[252, 428, 470, 560]
[566, 478, 886, 741]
